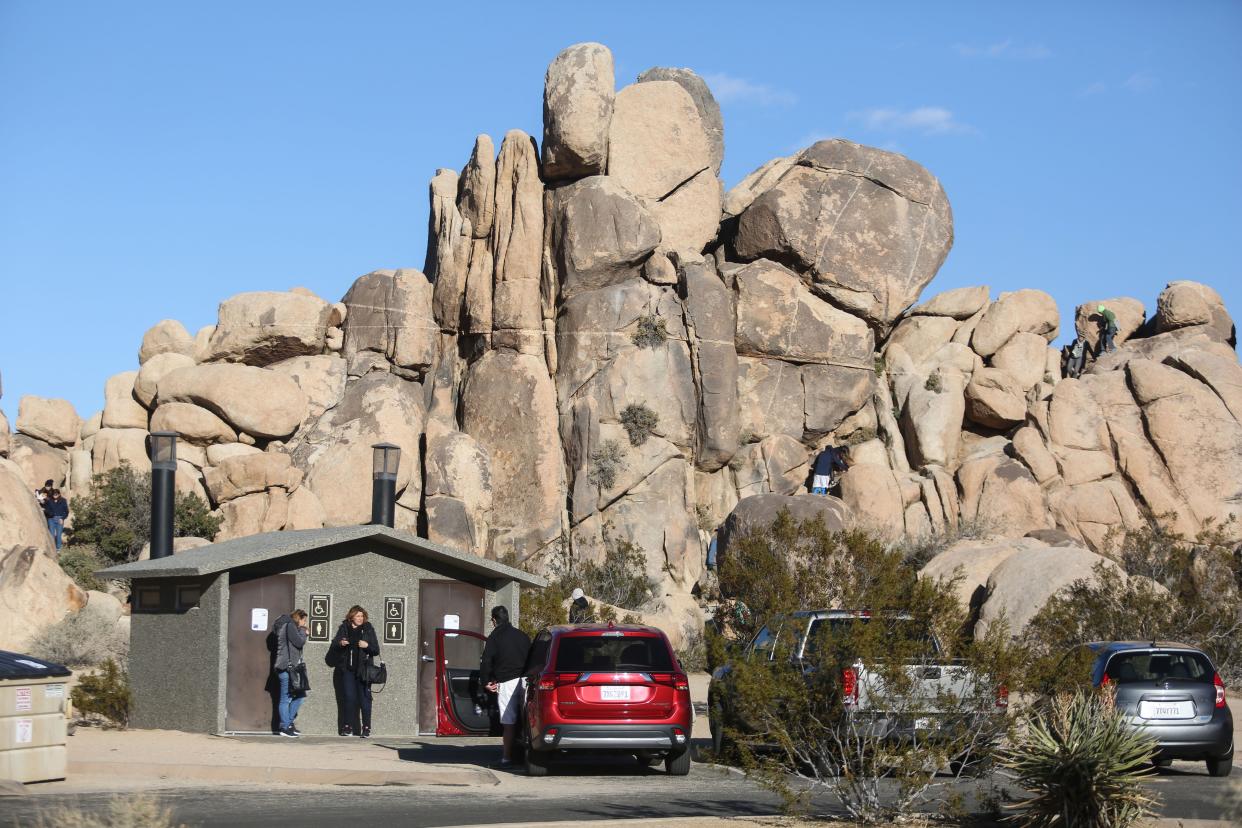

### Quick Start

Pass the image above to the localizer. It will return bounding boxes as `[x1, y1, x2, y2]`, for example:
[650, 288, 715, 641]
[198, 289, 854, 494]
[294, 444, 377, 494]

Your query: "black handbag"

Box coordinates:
[361, 657, 387, 686]
[289, 662, 310, 694]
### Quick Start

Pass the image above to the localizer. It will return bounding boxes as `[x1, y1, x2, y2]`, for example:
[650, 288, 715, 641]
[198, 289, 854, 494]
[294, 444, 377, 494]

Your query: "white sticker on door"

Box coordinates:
[251, 608, 268, 631]
[443, 614, 460, 630]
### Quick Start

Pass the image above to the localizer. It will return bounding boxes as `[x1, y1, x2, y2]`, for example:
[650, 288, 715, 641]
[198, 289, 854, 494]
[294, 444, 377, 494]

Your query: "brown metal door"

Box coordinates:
[417, 580, 484, 734]
[225, 574, 295, 732]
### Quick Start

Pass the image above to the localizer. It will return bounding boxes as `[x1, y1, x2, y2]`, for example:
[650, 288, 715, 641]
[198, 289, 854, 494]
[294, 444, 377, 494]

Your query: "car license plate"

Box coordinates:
[600, 686, 631, 701]
[1139, 701, 1193, 719]
[913, 717, 938, 731]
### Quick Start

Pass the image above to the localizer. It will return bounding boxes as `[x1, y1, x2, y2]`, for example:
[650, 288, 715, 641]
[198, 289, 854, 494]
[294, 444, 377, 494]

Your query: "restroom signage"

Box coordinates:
[383, 596, 406, 645]
[308, 593, 331, 642]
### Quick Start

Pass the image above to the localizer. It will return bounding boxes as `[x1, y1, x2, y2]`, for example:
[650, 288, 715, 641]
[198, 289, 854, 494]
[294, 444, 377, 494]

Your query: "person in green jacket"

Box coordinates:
[1097, 305, 1119, 353]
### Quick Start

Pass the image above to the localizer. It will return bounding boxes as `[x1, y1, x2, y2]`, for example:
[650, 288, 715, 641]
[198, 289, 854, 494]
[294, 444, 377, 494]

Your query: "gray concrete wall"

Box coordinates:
[129, 574, 226, 732]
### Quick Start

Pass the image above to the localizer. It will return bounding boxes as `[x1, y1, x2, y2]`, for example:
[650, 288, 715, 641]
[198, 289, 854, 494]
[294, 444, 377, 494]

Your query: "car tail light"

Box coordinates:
[537, 673, 579, 691]
[842, 668, 858, 709]
[1215, 673, 1226, 709]
[1100, 674, 1111, 688]
[996, 684, 1009, 709]
[651, 673, 690, 691]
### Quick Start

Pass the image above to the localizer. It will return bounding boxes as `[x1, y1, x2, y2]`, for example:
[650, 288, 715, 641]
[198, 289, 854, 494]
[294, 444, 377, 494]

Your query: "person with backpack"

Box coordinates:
[333, 605, 380, 737]
[1063, 336, 1088, 378]
[1097, 305, 1119, 354]
[272, 609, 309, 737]
[568, 588, 590, 623]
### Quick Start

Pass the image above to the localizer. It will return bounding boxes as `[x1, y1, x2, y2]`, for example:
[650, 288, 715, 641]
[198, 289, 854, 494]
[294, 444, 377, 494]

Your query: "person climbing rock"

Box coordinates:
[1063, 336, 1087, 378]
[811, 445, 850, 494]
[1097, 305, 1119, 353]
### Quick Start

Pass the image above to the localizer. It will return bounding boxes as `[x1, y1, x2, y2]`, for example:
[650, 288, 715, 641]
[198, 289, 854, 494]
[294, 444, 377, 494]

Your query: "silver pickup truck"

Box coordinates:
[709, 609, 1008, 755]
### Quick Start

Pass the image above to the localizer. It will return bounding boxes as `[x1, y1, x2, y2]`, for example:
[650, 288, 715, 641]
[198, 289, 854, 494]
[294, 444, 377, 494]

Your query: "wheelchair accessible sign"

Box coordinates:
[383, 596, 407, 645]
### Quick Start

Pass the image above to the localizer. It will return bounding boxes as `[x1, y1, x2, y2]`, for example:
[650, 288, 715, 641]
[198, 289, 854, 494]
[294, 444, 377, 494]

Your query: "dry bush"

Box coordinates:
[619, 403, 659, 446]
[631, 315, 669, 349]
[26, 610, 128, 668]
[587, 439, 626, 489]
[34, 793, 183, 828]
[71, 658, 132, 728]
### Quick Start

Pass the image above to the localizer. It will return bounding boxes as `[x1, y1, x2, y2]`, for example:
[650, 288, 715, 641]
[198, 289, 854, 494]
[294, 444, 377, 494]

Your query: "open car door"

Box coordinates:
[435, 628, 493, 736]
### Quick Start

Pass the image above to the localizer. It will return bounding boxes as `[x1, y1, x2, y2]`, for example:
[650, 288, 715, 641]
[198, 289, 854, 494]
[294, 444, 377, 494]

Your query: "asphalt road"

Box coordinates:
[0, 749, 1231, 827]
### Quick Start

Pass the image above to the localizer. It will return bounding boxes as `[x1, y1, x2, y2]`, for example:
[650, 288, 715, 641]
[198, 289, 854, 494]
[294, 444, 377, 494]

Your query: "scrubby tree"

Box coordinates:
[69, 463, 222, 563]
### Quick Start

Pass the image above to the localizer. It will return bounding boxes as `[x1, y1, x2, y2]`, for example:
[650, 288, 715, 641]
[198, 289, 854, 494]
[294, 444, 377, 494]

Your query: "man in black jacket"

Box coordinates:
[480, 605, 531, 765]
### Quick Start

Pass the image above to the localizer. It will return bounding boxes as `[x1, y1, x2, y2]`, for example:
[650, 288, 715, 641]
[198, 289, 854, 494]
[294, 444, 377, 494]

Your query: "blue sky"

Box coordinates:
[2, 1, 1239, 423]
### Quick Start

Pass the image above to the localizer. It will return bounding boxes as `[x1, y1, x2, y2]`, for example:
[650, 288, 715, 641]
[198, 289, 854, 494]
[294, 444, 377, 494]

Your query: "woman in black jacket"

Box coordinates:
[333, 605, 380, 737]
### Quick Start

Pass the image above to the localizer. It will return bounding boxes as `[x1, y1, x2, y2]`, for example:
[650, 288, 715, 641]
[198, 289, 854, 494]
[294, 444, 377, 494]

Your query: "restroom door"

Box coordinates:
[225, 574, 295, 732]
[417, 580, 484, 734]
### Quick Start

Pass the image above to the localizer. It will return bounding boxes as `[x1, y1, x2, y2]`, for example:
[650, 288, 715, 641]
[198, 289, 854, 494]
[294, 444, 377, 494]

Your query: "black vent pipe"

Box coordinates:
[149, 431, 178, 559]
[371, 442, 401, 528]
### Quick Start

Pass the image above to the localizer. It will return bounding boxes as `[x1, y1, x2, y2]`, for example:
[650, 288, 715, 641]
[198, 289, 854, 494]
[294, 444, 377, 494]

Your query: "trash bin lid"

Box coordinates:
[0, 651, 72, 680]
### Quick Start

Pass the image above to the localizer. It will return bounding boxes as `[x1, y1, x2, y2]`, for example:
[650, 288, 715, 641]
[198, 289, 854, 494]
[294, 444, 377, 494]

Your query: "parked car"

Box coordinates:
[709, 610, 1006, 765]
[1057, 641, 1233, 777]
[521, 623, 694, 777]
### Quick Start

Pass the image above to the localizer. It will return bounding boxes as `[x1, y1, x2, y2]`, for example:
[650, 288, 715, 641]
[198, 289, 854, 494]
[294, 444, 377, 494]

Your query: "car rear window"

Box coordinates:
[554, 635, 674, 671]
[1105, 650, 1214, 683]
[803, 617, 938, 659]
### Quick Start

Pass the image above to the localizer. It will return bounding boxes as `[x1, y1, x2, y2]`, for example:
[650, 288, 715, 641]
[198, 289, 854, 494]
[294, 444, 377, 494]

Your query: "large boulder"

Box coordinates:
[839, 463, 906, 540]
[100, 371, 148, 430]
[149, 402, 237, 445]
[134, 352, 196, 409]
[205, 291, 333, 365]
[919, 538, 1026, 615]
[909, 286, 990, 320]
[293, 373, 425, 527]
[91, 428, 150, 474]
[716, 493, 851, 590]
[491, 130, 546, 353]
[423, 429, 493, 557]
[734, 259, 874, 365]
[964, 367, 1026, 429]
[1127, 359, 1242, 537]
[991, 332, 1051, 391]
[156, 364, 308, 440]
[636, 67, 724, 173]
[138, 319, 196, 364]
[682, 262, 740, 470]
[0, 545, 87, 651]
[0, 458, 54, 556]
[203, 452, 301, 504]
[608, 80, 713, 201]
[1154, 281, 1234, 343]
[552, 177, 660, 300]
[957, 453, 1052, 538]
[542, 42, 614, 181]
[461, 350, 564, 560]
[9, 435, 68, 491]
[266, 355, 347, 422]
[976, 543, 1123, 636]
[342, 269, 438, 371]
[733, 140, 954, 326]
[970, 289, 1059, 357]
[16, 397, 80, 447]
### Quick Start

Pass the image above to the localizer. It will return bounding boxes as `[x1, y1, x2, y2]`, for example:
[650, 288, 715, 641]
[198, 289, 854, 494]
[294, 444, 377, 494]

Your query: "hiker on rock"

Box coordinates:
[1097, 305, 1119, 354]
[811, 445, 850, 494]
[1063, 336, 1088, 379]
[568, 588, 591, 623]
[43, 488, 69, 552]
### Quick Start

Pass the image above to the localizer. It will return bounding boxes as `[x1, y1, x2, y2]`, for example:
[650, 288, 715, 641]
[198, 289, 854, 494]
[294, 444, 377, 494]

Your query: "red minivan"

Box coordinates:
[521, 623, 694, 776]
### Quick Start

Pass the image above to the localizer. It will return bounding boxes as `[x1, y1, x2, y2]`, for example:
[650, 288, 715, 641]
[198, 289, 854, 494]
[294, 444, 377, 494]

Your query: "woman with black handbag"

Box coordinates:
[272, 609, 309, 738]
[333, 605, 380, 737]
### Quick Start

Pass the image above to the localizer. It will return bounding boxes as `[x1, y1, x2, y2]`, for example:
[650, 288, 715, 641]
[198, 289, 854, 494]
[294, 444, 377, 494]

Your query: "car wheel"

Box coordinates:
[665, 748, 691, 776]
[525, 748, 549, 777]
[1206, 754, 1233, 777]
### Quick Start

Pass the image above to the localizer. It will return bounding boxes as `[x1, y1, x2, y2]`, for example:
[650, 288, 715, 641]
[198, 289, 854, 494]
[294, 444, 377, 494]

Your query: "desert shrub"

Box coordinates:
[587, 439, 626, 490]
[846, 426, 878, 446]
[631, 315, 669, 349]
[1001, 691, 1159, 828]
[694, 504, 715, 532]
[34, 793, 184, 828]
[619, 403, 659, 446]
[505, 532, 659, 635]
[674, 620, 707, 672]
[1023, 519, 1242, 687]
[716, 511, 1018, 822]
[58, 545, 106, 592]
[873, 355, 886, 376]
[69, 463, 223, 562]
[894, 516, 996, 571]
[924, 372, 943, 392]
[27, 609, 129, 668]
[71, 658, 132, 727]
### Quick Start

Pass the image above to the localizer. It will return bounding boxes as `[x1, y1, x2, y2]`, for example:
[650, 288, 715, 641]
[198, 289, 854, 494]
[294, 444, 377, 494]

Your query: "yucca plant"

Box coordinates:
[1002, 691, 1159, 827]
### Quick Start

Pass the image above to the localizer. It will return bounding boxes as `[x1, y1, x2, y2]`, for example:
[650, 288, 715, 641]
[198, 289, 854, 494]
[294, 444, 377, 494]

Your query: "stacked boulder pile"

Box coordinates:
[1, 42, 1239, 649]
